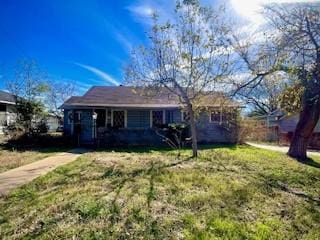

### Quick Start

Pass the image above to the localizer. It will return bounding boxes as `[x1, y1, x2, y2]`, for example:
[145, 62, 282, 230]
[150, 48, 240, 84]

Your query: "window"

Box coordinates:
[166, 110, 175, 124]
[0, 104, 6, 112]
[210, 111, 236, 123]
[113, 110, 125, 128]
[210, 111, 221, 123]
[74, 112, 82, 124]
[67, 111, 73, 124]
[152, 110, 163, 127]
[182, 111, 190, 122]
[107, 109, 112, 127]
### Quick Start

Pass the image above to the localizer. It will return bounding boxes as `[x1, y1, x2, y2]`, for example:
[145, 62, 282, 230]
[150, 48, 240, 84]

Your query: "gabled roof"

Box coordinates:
[0, 90, 16, 104]
[61, 86, 240, 109]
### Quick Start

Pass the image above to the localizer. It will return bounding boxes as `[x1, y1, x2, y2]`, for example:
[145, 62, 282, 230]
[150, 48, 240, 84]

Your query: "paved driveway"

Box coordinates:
[247, 142, 320, 157]
[0, 148, 87, 196]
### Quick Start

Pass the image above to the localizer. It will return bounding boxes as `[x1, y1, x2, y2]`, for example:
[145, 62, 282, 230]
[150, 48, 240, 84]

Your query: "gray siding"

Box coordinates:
[165, 109, 181, 123]
[196, 112, 237, 143]
[63, 107, 238, 145]
[79, 110, 93, 143]
[127, 110, 150, 128]
[64, 109, 72, 135]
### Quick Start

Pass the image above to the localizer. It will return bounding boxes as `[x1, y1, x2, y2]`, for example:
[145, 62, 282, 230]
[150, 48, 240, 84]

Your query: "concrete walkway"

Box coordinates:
[0, 148, 87, 196]
[247, 142, 320, 157]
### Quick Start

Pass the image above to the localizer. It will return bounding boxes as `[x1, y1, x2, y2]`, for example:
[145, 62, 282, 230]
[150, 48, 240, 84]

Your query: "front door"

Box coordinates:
[95, 109, 106, 128]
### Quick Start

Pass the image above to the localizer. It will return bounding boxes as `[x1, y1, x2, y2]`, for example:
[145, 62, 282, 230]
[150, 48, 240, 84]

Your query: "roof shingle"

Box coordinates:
[0, 90, 16, 104]
[62, 86, 239, 108]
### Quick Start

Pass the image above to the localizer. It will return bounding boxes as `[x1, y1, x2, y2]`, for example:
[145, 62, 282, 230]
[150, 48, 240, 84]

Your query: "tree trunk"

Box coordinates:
[288, 102, 320, 160]
[187, 103, 198, 158]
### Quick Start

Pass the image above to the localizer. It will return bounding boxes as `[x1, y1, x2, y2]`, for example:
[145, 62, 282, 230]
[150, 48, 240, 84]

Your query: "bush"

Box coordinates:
[238, 119, 269, 143]
[6, 132, 74, 149]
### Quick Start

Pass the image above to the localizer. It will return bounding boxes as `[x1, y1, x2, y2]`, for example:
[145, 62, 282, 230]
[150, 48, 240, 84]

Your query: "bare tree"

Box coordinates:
[125, 0, 232, 157]
[233, 3, 320, 160]
[239, 73, 287, 116]
[46, 80, 75, 117]
[6, 59, 49, 132]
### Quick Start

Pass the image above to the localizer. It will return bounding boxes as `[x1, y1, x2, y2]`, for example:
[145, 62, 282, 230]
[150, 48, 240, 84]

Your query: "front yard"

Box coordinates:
[0, 145, 320, 239]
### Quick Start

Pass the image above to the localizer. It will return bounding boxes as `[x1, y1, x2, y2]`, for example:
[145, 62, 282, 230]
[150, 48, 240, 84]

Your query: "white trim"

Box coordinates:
[124, 110, 127, 128]
[105, 109, 108, 126]
[92, 109, 95, 139]
[70, 110, 74, 135]
[150, 110, 153, 128]
[0, 101, 15, 105]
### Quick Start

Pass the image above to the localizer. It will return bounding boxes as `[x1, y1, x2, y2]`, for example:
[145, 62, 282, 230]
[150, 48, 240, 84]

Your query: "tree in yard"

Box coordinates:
[233, 3, 320, 160]
[125, 0, 232, 157]
[6, 59, 49, 133]
[240, 73, 287, 116]
[264, 4, 320, 160]
[45, 80, 75, 117]
[278, 82, 304, 115]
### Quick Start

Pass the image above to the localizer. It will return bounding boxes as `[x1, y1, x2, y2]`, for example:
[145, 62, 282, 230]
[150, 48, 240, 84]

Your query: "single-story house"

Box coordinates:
[61, 86, 241, 146]
[0, 90, 16, 134]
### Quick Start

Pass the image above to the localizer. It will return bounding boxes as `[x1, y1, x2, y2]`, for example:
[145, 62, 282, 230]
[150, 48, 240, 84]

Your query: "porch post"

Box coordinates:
[92, 109, 95, 139]
[124, 110, 127, 128]
[163, 110, 166, 124]
[150, 110, 153, 128]
[105, 109, 108, 126]
[71, 110, 74, 135]
[111, 109, 114, 127]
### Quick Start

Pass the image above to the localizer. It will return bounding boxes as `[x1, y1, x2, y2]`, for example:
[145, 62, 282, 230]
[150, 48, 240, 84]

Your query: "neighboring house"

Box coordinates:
[45, 113, 62, 132]
[33, 113, 62, 133]
[61, 86, 241, 146]
[278, 113, 320, 148]
[0, 90, 62, 134]
[0, 90, 16, 134]
[259, 109, 320, 148]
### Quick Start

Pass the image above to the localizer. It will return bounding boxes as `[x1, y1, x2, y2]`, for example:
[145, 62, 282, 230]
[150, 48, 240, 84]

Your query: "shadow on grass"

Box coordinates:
[297, 157, 320, 169]
[101, 155, 194, 237]
[93, 143, 238, 154]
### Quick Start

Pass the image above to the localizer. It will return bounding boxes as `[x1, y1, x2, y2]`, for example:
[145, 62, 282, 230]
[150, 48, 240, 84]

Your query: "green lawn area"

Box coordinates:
[0, 147, 69, 173]
[0, 145, 320, 239]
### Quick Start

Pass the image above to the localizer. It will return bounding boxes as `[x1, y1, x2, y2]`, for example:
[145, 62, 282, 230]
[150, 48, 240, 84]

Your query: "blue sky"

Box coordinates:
[0, 0, 311, 95]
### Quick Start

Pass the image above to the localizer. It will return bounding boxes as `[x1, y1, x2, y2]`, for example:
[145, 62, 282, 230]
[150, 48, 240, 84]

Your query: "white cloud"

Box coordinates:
[73, 62, 120, 86]
[231, 0, 318, 23]
[127, 4, 155, 18]
[126, 1, 176, 25]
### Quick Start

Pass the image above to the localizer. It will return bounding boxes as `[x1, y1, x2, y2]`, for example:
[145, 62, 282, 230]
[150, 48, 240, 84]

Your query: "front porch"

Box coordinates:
[64, 108, 183, 145]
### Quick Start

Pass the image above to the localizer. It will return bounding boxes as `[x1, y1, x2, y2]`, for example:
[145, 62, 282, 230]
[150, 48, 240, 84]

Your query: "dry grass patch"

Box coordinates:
[0, 147, 69, 173]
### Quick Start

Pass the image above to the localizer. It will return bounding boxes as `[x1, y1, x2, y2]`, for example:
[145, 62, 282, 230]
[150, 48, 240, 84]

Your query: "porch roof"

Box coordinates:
[0, 90, 16, 105]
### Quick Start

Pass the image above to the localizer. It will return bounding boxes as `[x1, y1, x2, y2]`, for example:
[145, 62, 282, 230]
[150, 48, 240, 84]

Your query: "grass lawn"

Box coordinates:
[0, 146, 69, 173]
[0, 145, 320, 239]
